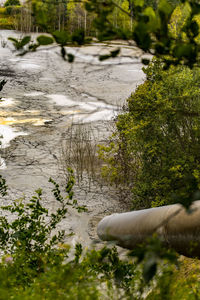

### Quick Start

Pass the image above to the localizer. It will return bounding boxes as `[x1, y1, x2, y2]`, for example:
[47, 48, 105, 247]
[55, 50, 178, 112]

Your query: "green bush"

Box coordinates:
[0, 172, 197, 299]
[4, 0, 20, 7]
[99, 59, 200, 209]
[0, 171, 140, 299]
[5, 5, 21, 15]
[0, 17, 14, 29]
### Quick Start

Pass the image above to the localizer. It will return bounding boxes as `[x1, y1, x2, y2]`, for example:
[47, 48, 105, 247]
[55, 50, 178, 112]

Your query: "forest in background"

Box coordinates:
[0, 0, 132, 32]
[0, 0, 183, 33]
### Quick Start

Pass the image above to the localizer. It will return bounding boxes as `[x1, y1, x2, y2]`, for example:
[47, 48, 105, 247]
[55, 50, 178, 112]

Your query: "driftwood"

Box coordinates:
[97, 201, 200, 257]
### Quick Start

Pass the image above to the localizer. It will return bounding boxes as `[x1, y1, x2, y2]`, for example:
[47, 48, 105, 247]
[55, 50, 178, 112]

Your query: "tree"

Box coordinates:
[4, 0, 20, 7]
[83, 0, 200, 68]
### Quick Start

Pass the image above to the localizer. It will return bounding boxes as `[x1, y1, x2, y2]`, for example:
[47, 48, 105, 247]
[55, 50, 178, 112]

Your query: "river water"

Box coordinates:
[0, 30, 145, 247]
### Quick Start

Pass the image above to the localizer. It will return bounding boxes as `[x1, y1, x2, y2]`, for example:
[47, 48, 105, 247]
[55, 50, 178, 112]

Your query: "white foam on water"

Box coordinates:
[69, 109, 118, 123]
[0, 98, 15, 107]
[47, 93, 119, 112]
[78, 102, 98, 111]
[18, 62, 41, 70]
[24, 92, 45, 97]
[0, 156, 6, 170]
[83, 109, 117, 122]
[0, 125, 27, 148]
[9, 58, 20, 63]
[47, 94, 77, 107]
[86, 101, 119, 110]
[47, 93, 120, 123]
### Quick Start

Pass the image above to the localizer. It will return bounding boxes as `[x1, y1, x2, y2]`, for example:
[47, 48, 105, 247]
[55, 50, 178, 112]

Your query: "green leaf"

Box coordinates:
[143, 7, 158, 31]
[110, 48, 120, 58]
[37, 35, 54, 46]
[143, 256, 157, 283]
[134, 0, 144, 7]
[71, 29, 85, 45]
[133, 23, 152, 51]
[142, 58, 150, 65]
[8, 37, 18, 43]
[158, 0, 173, 16]
[173, 43, 194, 59]
[67, 53, 74, 63]
[155, 43, 166, 54]
[191, 3, 200, 16]
[190, 20, 199, 37]
[53, 31, 69, 46]
[20, 36, 31, 47]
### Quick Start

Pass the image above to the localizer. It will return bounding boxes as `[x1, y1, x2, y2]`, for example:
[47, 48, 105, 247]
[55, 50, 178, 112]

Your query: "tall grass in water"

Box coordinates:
[60, 123, 103, 192]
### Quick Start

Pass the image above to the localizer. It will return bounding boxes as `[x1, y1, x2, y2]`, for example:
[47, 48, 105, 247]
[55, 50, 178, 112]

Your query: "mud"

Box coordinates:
[0, 30, 145, 247]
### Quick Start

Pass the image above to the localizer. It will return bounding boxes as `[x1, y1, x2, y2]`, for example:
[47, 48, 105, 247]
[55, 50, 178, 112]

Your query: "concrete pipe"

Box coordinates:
[97, 201, 200, 257]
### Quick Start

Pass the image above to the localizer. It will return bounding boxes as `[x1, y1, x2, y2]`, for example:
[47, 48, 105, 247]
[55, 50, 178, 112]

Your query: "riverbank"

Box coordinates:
[0, 30, 145, 247]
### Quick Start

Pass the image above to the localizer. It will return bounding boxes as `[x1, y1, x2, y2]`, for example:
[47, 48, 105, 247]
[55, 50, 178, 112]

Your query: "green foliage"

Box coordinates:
[0, 173, 140, 299]
[0, 245, 140, 300]
[0, 169, 84, 258]
[5, 0, 200, 67]
[130, 235, 177, 283]
[36, 35, 54, 46]
[9, 35, 54, 55]
[0, 178, 195, 300]
[8, 36, 31, 50]
[5, 5, 20, 15]
[0, 16, 14, 29]
[52, 30, 69, 46]
[71, 28, 85, 45]
[83, 0, 200, 67]
[146, 256, 200, 300]
[85, 0, 125, 41]
[0, 172, 182, 299]
[4, 0, 20, 7]
[100, 60, 200, 208]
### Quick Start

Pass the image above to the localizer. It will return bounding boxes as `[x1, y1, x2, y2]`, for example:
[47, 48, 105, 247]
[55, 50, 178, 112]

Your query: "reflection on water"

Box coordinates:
[0, 110, 40, 117]
[0, 98, 28, 148]
[0, 91, 121, 169]
[0, 117, 51, 126]
[0, 98, 53, 169]
[60, 110, 81, 115]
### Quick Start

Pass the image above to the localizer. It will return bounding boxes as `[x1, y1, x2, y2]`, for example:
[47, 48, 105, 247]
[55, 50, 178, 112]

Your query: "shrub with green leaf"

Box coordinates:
[0, 169, 86, 278]
[0, 172, 196, 298]
[4, 0, 20, 7]
[0, 171, 142, 299]
[99, 59, 200, 209]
